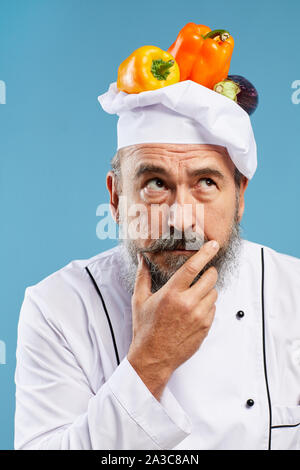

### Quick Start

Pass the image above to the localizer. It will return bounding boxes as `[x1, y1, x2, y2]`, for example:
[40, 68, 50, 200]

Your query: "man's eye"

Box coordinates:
[198, 178, 216, 189]
[145, 178, 166, 191]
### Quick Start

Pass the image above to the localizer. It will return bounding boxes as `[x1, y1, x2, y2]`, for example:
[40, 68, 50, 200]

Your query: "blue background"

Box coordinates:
[0, 0, 299, 450]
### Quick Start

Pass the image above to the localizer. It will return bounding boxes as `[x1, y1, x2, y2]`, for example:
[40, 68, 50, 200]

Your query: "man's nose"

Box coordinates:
[167, 200, 195, 234]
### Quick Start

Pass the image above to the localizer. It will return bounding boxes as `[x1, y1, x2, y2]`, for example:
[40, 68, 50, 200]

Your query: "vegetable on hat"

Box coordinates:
[167, 23, 212, 81]
[214, 75, 259, 115]
[117, 45, 180, 94]
[168, 24, 234, 89]
[190, 29, 234, 89]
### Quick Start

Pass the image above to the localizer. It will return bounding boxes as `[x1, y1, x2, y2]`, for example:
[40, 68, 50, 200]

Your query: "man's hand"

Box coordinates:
[127, 240, 219, 401]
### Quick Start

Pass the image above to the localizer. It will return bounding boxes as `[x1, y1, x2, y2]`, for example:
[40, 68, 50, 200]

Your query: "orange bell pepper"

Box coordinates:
[167, 23, 211, 81]
[190, 29, 234, 89]
[168, 25, 234, 90]
[117, 45, 180, 94]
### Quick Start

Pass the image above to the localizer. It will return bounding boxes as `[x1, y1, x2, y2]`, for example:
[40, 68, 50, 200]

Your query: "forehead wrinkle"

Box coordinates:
[122, 144, 234, 182]
[126, 144, 230, 166]
[132, 153, 224, 175]
[127, 143, 228, 155]
[132, 148, 225, 160]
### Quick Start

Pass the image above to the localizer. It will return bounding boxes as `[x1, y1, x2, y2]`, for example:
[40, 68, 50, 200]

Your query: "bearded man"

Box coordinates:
[14, 80, 300, 450]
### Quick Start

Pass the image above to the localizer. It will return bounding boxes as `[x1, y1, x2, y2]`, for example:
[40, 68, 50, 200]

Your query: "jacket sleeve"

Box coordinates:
[14, 288, 192, 450]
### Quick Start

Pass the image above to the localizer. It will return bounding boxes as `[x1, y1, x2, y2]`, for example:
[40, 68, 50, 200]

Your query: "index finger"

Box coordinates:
[167, 240, 219, 291]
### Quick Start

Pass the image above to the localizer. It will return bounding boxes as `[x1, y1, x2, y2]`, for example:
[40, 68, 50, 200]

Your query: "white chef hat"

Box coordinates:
[98, 79, 257, 180]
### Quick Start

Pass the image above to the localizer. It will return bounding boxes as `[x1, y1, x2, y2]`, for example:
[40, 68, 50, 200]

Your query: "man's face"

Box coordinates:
[107, 143, 248, 293]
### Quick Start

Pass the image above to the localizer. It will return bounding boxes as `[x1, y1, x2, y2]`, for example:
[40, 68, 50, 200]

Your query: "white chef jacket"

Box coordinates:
[14, 239, 300, 450]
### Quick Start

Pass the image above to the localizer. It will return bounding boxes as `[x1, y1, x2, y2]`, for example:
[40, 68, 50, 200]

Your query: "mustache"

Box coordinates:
[139, 228, 208, 254]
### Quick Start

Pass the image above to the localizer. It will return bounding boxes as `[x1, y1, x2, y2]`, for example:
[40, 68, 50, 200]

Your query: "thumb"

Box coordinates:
[133, 253, 152, 302]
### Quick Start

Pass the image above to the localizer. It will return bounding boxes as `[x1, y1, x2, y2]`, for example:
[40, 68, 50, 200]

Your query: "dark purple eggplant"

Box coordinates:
[213, 75, 259, 115]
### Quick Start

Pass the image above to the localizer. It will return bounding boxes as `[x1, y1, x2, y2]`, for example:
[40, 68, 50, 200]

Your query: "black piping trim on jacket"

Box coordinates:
[261, 247, 273, 450]
[271, 422, 300, 429]
[85, 266, 120, 366]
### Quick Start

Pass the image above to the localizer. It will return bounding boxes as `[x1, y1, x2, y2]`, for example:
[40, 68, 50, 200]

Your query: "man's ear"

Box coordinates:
[106, 171, 120, 224]
[237, 176, 249, 222]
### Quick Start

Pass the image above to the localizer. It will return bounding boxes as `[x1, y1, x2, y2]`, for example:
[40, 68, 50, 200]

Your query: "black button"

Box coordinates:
[246, 399, 254, 407]
[236, 310, 245, 319]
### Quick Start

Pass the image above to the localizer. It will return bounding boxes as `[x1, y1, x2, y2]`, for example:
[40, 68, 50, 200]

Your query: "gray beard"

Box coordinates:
[116, 205, 242, 296]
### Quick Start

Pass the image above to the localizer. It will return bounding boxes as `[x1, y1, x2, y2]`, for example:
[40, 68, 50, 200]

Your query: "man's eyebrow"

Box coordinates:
[134, 164, 169, 179]
[134, 163, 225, 180]
[186, 167, 225, 180]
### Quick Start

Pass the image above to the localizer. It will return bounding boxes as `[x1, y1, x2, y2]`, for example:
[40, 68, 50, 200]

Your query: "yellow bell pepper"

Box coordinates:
[117, 45, 180, 94]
